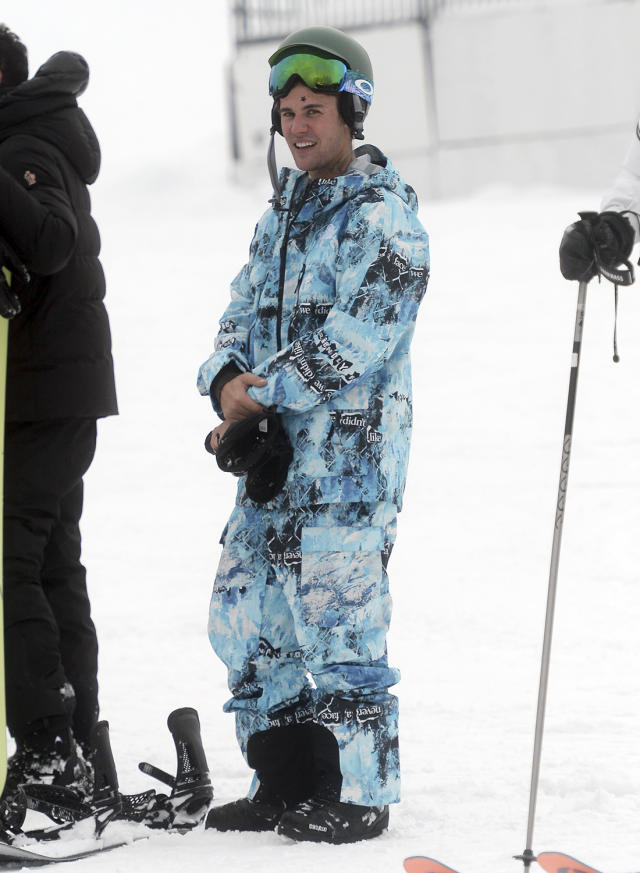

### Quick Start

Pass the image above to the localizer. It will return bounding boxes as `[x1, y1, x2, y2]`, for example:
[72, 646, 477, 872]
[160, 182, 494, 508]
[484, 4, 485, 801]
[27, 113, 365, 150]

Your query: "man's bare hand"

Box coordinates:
[208, 420, 231, 453]
[220, 373, 267, 421]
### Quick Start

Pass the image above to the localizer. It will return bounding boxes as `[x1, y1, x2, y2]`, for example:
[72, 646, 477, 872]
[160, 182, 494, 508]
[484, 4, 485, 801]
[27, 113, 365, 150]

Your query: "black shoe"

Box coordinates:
[276, 796, 389, 844]
[205, 796, 286, 832]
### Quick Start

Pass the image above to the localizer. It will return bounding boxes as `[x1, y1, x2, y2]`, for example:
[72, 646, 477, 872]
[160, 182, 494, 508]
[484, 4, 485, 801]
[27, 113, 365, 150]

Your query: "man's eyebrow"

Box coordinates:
[280, 101, 325, 111]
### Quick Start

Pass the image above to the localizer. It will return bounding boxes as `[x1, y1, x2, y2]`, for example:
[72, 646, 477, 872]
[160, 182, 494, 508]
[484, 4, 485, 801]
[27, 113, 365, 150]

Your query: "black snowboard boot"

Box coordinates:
[5, 724, 92, 801]
[205, 722, 315, 833]
[0, 788, 27, 840]
[276, 722, 388, 843]
[11, 719, 120, 831]
[276, 796, 389, 843]
[204, 784, 286, 832]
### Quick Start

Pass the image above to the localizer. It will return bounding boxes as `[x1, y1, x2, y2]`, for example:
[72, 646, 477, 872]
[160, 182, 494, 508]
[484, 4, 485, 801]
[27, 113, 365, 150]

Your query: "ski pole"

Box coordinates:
[516, 280, 588, 870]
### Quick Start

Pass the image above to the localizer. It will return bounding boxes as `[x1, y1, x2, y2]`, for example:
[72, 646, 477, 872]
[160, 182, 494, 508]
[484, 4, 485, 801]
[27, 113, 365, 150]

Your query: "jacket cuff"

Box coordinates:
[210, 362, 244, 414]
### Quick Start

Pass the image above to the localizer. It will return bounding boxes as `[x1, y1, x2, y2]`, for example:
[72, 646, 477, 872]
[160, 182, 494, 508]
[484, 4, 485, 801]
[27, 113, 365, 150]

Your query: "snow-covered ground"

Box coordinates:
[4, 3, 640, 872]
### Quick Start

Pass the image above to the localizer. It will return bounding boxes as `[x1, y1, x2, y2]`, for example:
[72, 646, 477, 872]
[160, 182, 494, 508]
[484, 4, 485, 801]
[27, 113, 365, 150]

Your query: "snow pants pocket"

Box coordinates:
[298, 523, 392, 667]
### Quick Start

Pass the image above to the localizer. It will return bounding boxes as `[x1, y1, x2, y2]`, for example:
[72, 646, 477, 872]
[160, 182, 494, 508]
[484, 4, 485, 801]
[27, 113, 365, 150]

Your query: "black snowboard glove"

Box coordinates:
[206, 411, 293, 504]
[559, 211, 635, 282]
[0, 237, 29, 319]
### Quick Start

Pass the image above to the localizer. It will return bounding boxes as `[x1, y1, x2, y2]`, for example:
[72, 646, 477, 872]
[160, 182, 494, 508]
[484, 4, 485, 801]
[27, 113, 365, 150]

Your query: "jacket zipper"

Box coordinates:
[288, 263, 307, 344]
[276, 180, 307, 352]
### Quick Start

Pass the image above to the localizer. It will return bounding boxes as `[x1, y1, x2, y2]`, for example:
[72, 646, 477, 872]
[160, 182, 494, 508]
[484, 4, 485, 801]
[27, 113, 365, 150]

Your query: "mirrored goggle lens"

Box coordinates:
[269, 53, 347, 96]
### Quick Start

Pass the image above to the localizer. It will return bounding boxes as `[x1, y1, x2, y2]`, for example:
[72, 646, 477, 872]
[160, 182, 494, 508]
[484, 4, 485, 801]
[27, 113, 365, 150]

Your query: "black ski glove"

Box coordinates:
[206, 411, 293, 504]
[559, 211, 635, 282]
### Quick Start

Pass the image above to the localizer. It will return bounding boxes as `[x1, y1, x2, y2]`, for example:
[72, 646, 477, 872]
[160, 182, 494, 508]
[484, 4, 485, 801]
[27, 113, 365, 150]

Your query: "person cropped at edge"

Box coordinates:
[198, 26, 429, 844]
[558, 117, 640, 286]
[0, 24, 117, 800]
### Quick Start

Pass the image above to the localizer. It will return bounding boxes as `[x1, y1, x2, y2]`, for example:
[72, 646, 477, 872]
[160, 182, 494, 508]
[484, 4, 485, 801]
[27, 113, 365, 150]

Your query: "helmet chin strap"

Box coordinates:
[267, 127, 284, 209]
[350, 95, 367, 140]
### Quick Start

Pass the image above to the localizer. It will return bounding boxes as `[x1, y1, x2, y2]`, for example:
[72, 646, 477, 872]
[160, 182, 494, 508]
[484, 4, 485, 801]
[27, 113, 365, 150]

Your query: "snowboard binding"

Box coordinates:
[20, 707, 213, 835]
[21, 718, 121, 835]
[130, 706, 214, 831]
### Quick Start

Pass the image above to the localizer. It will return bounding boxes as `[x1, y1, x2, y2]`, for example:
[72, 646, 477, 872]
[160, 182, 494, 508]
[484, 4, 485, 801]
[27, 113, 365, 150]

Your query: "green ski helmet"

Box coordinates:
[268, 25, 374, 140]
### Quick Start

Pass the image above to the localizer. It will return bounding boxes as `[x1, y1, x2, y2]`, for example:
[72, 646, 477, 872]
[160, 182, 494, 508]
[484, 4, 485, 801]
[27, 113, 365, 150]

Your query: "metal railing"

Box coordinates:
[233, 0, 434, 43]
[231, 0, 594, 44]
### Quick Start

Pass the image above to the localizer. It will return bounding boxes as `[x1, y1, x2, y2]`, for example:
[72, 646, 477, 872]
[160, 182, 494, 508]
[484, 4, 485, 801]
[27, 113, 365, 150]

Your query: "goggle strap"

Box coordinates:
[341, 72, 374, 103]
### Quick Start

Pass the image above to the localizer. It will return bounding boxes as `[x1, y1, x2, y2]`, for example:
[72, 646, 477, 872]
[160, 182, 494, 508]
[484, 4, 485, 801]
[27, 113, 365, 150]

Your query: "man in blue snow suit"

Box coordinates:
[198, 26, 429, 844]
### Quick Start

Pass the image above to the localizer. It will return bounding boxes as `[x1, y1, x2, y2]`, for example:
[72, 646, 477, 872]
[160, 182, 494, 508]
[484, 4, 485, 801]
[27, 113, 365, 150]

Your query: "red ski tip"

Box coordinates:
[536, 851, 603, 873]
[403, 857, 461, 873]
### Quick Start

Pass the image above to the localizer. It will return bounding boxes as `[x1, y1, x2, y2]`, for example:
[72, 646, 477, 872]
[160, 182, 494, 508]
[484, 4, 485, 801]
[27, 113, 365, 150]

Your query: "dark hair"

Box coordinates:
[0, 24, 28, 86]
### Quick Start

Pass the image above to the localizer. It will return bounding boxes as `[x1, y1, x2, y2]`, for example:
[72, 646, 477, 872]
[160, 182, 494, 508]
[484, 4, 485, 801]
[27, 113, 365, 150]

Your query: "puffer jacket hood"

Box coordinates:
[0, 51, 100, 184]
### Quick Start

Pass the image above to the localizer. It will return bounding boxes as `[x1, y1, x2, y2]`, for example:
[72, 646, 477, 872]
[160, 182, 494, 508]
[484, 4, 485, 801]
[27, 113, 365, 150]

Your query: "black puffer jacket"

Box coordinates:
[0, 51, 117, 421]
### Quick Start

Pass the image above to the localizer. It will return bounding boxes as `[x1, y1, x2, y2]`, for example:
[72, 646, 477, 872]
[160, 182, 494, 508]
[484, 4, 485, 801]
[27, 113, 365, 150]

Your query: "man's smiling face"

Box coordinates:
[278, 82, 354, 180]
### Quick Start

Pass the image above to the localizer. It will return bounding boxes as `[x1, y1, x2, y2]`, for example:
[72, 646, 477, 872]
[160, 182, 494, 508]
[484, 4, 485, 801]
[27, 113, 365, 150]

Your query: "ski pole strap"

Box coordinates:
[613, 285, 620, 363]
[591, 250, 633, 364]
[595, 256, 634, 286]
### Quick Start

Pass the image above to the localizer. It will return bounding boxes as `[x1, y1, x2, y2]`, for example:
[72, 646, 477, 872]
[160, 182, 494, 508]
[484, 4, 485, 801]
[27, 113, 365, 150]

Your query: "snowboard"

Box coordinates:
[536, 852, 602, 873]
[0, 835, 133, 867]
[0, 308, 8, 798]
[0, 253, 21, 799]
[404, 857, 461, 873]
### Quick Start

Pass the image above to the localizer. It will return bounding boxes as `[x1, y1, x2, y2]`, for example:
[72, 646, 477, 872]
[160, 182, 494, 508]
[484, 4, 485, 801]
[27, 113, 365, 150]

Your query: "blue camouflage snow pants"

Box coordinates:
[208, 498, 401, 806]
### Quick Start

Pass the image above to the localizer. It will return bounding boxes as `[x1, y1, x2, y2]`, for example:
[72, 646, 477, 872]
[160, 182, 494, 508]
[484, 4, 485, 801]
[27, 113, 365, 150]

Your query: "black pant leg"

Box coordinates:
[42, 474, 99, 750]
[3, 418, 98, 740]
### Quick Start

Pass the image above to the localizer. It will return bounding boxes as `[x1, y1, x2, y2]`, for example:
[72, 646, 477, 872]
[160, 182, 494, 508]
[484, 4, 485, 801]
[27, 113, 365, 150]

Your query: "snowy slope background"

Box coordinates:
[3, 3, 640, 872]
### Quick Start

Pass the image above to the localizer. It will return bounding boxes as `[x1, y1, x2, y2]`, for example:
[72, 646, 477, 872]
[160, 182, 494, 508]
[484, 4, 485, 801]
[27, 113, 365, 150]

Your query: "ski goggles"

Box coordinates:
[268, 53, 374, 103]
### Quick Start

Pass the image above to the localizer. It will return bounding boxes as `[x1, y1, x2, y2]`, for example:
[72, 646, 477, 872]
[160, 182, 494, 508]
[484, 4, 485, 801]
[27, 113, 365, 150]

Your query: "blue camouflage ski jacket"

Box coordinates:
[198, 147, 429, 510]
